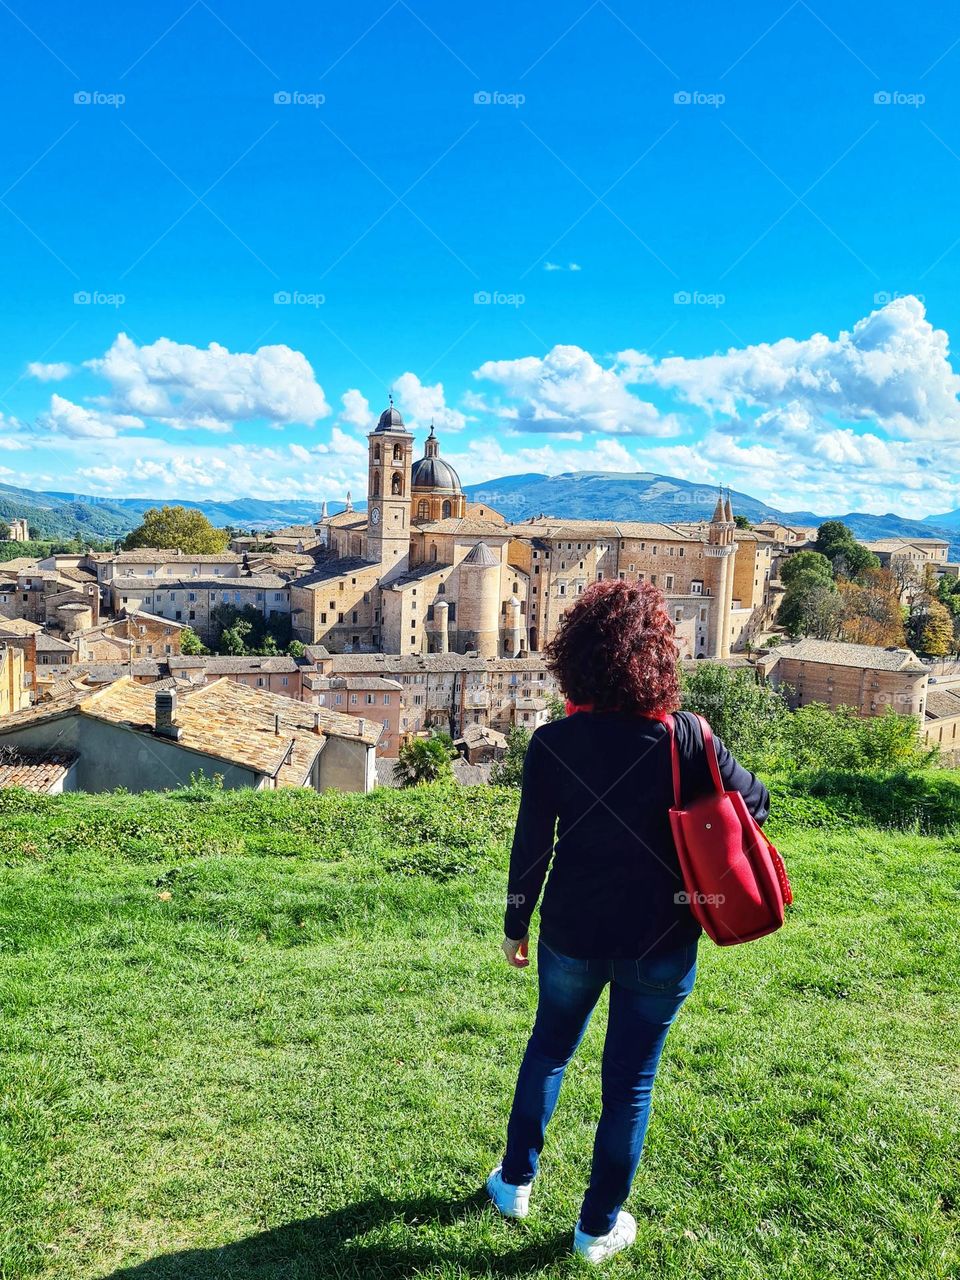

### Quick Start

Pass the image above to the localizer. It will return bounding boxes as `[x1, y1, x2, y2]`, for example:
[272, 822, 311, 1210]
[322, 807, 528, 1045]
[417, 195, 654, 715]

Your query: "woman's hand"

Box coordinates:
[502, 935, 529, 968]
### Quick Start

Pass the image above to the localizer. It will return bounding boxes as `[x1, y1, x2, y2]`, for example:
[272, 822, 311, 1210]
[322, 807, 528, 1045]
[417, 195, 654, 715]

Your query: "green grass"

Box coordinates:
[0, 780, 958, 1279]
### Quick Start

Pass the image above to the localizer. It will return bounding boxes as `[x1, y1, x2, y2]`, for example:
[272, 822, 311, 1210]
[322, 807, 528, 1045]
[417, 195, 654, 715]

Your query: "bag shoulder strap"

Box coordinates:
[694, 714, 725, 795]
[664, 712, 725, 808]
[662, 713, 681, 808]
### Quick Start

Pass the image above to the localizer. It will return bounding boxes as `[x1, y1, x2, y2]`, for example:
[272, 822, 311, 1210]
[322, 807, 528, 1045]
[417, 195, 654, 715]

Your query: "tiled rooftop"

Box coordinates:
[505, 518, 697, 541]
[110, 574, 288, 591]
[773, 638, 927, 672]
[170, 655, 300, 674]
[292, 557, 375, 589]
[0, 747, 78, 793]
[112, 549, 242, 563]
[320, 652, 550, 675]
[415, 517, 511, 536]
[0, 618, 43, 635]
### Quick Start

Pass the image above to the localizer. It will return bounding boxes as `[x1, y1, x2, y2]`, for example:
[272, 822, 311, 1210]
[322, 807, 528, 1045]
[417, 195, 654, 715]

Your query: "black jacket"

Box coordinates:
[504, 710, 770, 959]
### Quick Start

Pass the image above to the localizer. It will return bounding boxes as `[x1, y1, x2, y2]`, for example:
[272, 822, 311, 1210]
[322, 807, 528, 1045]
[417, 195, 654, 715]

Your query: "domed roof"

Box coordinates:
[411, 455, 462, 493]
[462, 541, 498, 567]
[375, 401, 407, 433]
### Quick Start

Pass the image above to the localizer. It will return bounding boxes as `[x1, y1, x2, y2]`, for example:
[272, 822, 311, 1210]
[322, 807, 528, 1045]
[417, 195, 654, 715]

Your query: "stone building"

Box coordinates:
[7, 517, 29, 542]
[293, 403, 759, 661]
[0, 678, 379, 793]
[760, 637, 928, 719]
[108, 574, 289, 640]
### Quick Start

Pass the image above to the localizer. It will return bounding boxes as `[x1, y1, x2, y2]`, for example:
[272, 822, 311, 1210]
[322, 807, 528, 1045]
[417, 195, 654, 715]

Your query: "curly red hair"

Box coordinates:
[545, 578, 680, 717]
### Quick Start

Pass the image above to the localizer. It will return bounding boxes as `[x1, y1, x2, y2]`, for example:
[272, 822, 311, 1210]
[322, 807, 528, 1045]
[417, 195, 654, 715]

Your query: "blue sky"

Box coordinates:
[2, 0, 960, 518]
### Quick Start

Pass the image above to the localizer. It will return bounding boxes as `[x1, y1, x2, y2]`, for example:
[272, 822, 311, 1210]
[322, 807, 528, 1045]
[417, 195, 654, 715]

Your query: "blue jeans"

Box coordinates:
[501, 938, 697, 1237]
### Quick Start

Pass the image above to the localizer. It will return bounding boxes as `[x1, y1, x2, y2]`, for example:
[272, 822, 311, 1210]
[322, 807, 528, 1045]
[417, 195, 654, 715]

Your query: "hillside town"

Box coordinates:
[0, 402, 957, 795]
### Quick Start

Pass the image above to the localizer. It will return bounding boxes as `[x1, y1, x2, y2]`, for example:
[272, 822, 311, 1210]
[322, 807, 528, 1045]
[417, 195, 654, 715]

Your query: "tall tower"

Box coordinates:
[367, 398, 413, 577]
[706, 488, 736, 657]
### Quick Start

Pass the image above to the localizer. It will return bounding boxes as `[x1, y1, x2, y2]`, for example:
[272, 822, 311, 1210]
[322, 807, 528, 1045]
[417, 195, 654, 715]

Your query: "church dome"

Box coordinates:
[411, 455, 462, 493]
[411, 425, 462, 493]
[375, 402, 407, 432]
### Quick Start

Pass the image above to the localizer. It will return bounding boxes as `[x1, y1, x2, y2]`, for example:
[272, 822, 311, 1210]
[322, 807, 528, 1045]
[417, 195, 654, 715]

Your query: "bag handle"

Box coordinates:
[694, 714, 725, 795]
[663, 712, 724, 809]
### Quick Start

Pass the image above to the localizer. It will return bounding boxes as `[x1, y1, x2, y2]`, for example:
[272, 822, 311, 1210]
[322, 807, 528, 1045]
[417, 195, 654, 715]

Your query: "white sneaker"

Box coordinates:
[573, 1210, 637, 1263]
[486, 1164, 531, 1218]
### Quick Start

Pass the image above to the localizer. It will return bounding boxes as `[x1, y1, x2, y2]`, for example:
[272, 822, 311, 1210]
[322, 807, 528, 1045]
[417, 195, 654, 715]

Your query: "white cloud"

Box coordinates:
[544, 262, 581, 272]
[339, 388, 375, 430]
[392, 372, 467, 432]
[27, 361, 73, 382]
[85, 333, 331, 431]
[624, 295, 960, 440]
[473, 344, 676, 437]
[43, 394, 145, 439]
[0, 414, 29, 451]
[446, 435, 645, 485]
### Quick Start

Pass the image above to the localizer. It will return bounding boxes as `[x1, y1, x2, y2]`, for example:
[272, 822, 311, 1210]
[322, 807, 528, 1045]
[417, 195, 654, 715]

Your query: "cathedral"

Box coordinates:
[289, 404, 774, 659]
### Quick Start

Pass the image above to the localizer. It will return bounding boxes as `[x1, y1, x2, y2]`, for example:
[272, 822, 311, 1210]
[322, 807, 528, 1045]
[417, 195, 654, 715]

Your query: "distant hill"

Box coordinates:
[925, 507, 960, 532]
[0, 471, 955, 556]
[462, 470, 960, 555]
[0, 484, 325, 543]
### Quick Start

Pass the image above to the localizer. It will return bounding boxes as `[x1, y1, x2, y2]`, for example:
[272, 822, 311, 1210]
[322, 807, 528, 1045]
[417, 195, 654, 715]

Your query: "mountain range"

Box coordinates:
[0, 473, 956, 557]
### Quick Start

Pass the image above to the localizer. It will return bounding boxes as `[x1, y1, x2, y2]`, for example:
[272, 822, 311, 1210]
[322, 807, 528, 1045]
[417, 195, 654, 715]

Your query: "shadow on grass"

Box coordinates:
[99, 1192, 569, 1279]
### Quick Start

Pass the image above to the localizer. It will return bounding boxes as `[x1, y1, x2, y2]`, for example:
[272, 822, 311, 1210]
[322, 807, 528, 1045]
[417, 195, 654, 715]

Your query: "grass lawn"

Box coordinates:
[0, 780, 958, 1279]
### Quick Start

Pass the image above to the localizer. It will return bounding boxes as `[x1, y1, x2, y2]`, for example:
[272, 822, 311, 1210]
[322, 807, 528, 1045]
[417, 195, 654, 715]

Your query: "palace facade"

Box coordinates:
[289, 403, 772, 658]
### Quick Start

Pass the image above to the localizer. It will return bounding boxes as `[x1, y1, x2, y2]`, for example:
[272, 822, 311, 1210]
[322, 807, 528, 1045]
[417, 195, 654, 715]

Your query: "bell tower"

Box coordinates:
[367, 397, 413, 578]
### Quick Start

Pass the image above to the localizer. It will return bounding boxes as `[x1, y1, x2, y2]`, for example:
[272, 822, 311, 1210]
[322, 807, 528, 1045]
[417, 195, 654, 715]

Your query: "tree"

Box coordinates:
[490, 725, 531, 786]
[733, 514, 752, 530]
[777, 571, 844, 639]
[393, 735, 455, 786]
[547, 693, 566, 721]
[124, 505, 229, 554]
[838, 569, 906, 647]
[813, 520, 878, 582]
[920, 600, 953, 657]
[179, 626, 207, 655]
[679, 662, 789, 771]
[780, 550, 832, 589]
[287, 639, 306, 658]
[220, 617, 253, 656]
[0, 522, 9, 541]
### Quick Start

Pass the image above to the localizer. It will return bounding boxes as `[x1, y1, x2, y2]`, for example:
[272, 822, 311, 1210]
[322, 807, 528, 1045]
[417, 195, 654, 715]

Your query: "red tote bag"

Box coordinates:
[663, 713, 792, 946]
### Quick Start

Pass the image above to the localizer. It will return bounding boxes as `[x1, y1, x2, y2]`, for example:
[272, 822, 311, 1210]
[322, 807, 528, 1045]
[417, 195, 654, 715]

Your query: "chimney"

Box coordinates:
[313, 711, 322, 734]
[274, 713, 281, 735]
[155, 688, 181, 739]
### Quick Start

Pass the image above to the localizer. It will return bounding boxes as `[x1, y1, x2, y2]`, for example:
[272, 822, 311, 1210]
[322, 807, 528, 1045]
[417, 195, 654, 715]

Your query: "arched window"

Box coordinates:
[373, 473, 380, 497]
[391, 472, 403, 496]
[442, 499, 452, 518]
[393, 443, 403, 461]
[417, 499, 430, 521]
[374, 444, 381, 462]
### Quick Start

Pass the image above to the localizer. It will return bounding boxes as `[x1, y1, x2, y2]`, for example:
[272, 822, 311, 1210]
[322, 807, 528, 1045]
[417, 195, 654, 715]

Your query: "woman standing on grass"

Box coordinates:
[487, 579, 769, 1264]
